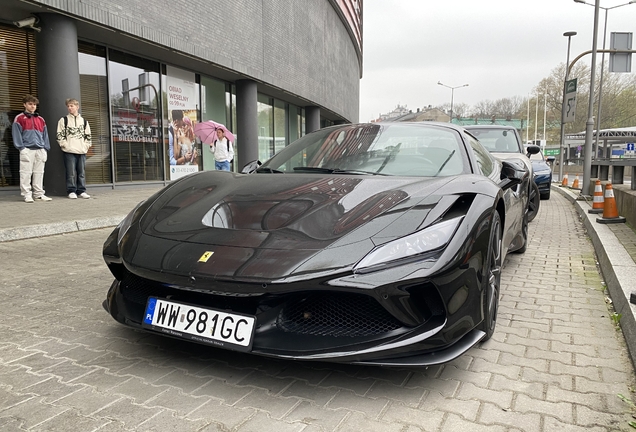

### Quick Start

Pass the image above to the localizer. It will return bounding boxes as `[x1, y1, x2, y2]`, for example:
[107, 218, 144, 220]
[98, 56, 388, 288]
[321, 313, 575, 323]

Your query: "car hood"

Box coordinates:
[531, 160, 552, 173]
[124, 171, 478, 280]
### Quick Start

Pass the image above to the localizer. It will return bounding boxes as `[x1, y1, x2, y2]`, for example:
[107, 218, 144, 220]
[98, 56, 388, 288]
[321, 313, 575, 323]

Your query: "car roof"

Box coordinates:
[463, 125, 517, 131]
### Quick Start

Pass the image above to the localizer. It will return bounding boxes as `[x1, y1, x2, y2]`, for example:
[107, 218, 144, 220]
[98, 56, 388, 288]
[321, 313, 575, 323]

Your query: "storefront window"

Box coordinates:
[200, 75, 227, 171]
[274, 99, 286, 154]
[108, 50, 162, 182]
[78, 42, 111, 184]
[257, 94, 273, 162]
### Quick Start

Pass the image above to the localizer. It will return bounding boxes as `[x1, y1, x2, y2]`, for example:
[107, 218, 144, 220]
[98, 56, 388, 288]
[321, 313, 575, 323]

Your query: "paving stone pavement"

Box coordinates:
[0, 191, 635, 431]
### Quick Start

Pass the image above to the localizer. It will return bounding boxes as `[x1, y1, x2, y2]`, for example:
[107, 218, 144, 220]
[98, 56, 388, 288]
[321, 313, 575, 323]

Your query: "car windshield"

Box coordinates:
[468, 128, 520, 154]
[260, 123, 467, 177]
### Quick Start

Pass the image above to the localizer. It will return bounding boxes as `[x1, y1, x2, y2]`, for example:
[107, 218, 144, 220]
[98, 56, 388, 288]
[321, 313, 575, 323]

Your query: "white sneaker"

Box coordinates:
[35, 195, 52, 201]
[24, 196, 34, 203]
[79, 192, 90, 199]
[68, 192, 77, 199]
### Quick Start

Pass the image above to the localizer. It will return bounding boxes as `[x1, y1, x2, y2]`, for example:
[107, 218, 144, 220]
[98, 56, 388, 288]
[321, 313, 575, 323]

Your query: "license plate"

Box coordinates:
[142, 297, 256, 352]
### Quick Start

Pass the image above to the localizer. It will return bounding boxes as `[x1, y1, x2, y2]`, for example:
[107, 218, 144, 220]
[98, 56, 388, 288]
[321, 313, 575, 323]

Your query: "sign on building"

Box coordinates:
[563, 78, 577, 123]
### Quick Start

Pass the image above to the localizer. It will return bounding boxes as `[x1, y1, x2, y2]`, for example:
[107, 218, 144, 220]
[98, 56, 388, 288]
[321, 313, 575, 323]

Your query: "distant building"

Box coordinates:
[375, 104, 410, 121]
[374, 106, 450, 123]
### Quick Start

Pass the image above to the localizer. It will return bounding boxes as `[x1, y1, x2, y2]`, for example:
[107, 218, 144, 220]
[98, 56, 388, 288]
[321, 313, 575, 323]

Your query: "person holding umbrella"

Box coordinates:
[210, 127, 234, 171]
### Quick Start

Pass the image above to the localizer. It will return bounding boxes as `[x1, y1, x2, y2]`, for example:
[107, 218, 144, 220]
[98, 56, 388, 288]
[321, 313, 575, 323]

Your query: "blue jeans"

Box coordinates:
[215, 160, 231, 171]
[63, 153, 86, 194]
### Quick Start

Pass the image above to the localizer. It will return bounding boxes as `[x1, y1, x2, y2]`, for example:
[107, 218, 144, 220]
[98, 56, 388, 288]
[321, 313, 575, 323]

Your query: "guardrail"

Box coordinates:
[591, 159, 636, 190]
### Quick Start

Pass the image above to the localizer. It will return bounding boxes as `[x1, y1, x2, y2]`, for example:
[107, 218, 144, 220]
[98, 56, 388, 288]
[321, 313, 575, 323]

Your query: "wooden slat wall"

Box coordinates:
[0, 25, 37, 187]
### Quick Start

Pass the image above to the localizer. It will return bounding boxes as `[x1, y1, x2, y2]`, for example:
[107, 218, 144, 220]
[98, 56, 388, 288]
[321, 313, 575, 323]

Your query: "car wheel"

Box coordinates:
[513, 211, 528, 254]
[480, 211, 502, 342]
[540, 190, 550, 200]
[527, 182, 540, 222]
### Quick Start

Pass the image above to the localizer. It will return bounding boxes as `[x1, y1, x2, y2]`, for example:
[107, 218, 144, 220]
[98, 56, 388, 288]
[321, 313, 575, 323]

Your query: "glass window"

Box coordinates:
[466, 133, 494, 176]
[108, 50, 162, 182]
[274, 99, 286, 154]
[288, 104, 301, 145]
[200, 75, 227, 171]
[257, 94, 273, 161]
[78, 42, 111, 184]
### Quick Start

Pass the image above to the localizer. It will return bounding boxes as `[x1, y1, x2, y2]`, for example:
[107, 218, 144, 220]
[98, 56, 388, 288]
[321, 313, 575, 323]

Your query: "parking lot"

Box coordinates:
[0, 191, 635, 431]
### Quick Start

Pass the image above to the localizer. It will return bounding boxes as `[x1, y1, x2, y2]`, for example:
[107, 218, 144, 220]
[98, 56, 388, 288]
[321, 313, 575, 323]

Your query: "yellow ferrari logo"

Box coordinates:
[198, 251, 214, 263]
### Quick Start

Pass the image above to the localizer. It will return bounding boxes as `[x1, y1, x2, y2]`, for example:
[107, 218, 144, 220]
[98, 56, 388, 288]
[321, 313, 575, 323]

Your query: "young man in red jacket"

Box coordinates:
[12, 94, 52, 203]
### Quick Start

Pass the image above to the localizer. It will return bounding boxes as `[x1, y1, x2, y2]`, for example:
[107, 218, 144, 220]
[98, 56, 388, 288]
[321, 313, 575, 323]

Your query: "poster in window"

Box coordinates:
[167, 66, 199, 180]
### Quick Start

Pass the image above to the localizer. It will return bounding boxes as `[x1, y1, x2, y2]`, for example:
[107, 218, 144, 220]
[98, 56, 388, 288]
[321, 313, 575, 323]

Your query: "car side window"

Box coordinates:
[466, 134, 494, 176]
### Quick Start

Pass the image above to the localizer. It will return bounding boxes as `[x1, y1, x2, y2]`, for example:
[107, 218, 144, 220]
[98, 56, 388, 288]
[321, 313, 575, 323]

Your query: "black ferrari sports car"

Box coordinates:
[103, 122, 531, 366]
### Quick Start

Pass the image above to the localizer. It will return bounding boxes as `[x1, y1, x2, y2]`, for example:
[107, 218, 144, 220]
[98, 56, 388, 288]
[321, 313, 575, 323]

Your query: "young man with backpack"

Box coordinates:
[56, 98, 92, 199]
[210, 127, 234, 171]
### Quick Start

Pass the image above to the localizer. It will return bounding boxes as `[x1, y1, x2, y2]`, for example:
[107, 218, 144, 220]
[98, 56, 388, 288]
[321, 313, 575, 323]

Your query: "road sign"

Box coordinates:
[610, 32, 632, 73]
[563, 78, 577, 123]
[544, 148, 560, 156]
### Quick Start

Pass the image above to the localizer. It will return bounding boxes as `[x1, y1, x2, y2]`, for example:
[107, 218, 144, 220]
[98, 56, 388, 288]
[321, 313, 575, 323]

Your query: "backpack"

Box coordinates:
[63, 116, 88, 139]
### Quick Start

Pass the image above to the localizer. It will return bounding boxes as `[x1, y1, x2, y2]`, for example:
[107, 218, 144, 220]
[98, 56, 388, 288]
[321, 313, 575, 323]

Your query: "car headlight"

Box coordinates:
[354, 216, 463, 271]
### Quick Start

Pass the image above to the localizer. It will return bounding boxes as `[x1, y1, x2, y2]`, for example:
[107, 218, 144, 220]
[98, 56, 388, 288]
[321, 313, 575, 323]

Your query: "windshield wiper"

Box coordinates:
[292, 167, 388, 176]
[433, 150, 456, 177]
[256, 167, 284, 174]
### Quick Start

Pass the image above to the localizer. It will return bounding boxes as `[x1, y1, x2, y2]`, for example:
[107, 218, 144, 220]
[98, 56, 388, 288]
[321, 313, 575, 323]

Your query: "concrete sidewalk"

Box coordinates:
[0, 186, 162, 242]
[2, 182, 636, 366]
[554, 184, 636, 368]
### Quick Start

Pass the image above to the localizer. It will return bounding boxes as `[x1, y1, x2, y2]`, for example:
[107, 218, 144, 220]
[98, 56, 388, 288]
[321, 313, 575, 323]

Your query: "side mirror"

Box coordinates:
[499, 158, 528, 191]
[526, 144, 541, 156]
[241, 160, 262, 174]
[547, 156, 556, 162]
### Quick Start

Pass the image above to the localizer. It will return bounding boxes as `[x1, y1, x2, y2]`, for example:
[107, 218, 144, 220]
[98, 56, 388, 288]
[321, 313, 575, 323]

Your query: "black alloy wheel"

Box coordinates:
[527, 182, 540, 222]
[480, 211, 502, 342]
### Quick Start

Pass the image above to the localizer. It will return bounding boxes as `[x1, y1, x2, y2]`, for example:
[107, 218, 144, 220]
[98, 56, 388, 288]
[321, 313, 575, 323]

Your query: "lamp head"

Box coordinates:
[564, 31, 577, 37]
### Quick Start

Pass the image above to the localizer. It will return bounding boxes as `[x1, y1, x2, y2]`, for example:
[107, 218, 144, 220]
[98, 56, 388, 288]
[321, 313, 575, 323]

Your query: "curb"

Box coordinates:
[553, 184, 636, 369]
[0, 215, 124, 242]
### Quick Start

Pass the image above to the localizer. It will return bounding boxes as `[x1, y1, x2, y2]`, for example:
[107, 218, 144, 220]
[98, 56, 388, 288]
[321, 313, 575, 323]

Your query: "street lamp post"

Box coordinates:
[581, 0, 601, 196]
[438, 81, 469, 123]
[574, 0, 636, 162]
[559, 31, 577, 182]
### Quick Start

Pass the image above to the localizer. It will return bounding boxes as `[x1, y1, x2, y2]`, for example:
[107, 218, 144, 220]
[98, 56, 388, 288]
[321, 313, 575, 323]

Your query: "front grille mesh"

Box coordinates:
[120, 272, 404, 338]
[277, 293, 402, 337]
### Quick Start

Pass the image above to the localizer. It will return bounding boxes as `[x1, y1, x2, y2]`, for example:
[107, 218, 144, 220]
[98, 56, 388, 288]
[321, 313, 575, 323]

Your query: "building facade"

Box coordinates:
[1, 0, 362, 195]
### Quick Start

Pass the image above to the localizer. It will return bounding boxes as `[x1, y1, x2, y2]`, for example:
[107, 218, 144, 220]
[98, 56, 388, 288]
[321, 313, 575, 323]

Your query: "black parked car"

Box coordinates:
[103, 122, 530, 366]
[529, 151, 553, 200]
[464, 125, 541, 221]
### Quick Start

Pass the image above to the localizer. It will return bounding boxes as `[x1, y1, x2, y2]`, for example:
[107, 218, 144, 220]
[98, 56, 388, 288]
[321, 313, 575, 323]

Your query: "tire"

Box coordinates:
[479, 211, 502, 342]
[540, 190, 550, 200]
[527, 182, 540, 222]
[513, 211, 528, 254]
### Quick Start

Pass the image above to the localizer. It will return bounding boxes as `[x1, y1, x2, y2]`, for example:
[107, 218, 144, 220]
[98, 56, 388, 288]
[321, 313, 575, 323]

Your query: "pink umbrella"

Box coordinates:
[193, 120, 236, 144]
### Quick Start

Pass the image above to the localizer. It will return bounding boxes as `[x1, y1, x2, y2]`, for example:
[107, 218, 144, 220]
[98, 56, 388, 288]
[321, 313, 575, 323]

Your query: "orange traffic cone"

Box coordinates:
[561, 173, 568, 187]
[588, 179, 604, 214]
[596, 182, 626, 224]
[571, 174, 579, 189]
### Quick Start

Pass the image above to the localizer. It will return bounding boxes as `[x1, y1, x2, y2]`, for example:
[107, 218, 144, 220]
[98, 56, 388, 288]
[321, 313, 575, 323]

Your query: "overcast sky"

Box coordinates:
[359, 0, 636, 122]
